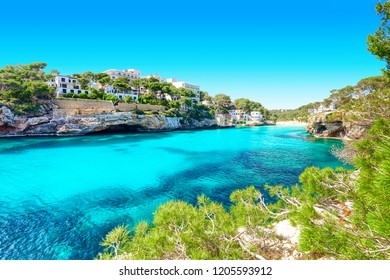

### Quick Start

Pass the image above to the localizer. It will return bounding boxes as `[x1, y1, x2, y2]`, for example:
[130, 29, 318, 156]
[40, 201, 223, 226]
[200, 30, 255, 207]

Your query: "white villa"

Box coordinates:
[250, 111, 263, 121]
[144, 73, 164, 82]
[48, 75, 91, 97]
[166, 78, 200, 103]
[103, 68, 141, 80]
[308, 101, 337, 114]
[229, 110, 263, 123]
[229, 109, 251, 121]
[102, 68, 141, 101]
[104, 87, 138, 101]
[229, 109, 243, 120]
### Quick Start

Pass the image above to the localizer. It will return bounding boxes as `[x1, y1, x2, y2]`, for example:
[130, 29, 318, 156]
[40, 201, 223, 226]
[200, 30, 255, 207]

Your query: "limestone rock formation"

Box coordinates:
[0, 105, 217, 137]
[306, 110, 371, 140]
[306, 111, 345, 138]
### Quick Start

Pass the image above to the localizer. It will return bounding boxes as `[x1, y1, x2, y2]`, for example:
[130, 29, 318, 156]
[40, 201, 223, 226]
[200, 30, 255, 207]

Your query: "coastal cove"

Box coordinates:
[0, 125, 348, 260]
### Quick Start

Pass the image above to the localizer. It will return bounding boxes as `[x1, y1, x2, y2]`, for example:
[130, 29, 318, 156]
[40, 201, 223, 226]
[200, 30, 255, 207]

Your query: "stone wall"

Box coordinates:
[53, 109, 79, 118]
[54, 99, 115, 112]
[117, 103, 166, 112]
[116, 103, 137, 111]
[52, 99, 166, 116]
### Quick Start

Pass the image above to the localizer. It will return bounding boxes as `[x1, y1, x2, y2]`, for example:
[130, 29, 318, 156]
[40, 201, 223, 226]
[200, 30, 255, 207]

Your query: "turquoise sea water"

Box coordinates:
[0, 126, 348, 260]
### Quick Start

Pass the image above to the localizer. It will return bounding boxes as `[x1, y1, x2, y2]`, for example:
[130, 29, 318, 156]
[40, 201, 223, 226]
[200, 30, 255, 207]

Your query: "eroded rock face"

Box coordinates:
[180, 118, 218, 129]
[343, 120, 371, 140]
[306, 111, 370, 140]
[0, 106, 28, 134]
[0, 106, 217, 137]
[306, 111, 345, 138]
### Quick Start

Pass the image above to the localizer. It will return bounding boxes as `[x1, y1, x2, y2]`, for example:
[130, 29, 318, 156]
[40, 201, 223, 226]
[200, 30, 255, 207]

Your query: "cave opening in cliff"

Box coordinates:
[317, 125, 327, 134]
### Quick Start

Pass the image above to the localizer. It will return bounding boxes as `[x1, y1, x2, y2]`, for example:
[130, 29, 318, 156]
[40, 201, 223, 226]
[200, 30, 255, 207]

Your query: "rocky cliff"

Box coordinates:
[0, 105, 217, 137]
[306, 111, 371, 140]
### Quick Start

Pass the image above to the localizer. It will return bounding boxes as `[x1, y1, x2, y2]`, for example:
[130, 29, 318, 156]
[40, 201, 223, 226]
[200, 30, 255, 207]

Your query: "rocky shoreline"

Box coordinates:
[0, 105, 220, 137]
[3, 103, 370, 140]
[305, 111, 370, 140]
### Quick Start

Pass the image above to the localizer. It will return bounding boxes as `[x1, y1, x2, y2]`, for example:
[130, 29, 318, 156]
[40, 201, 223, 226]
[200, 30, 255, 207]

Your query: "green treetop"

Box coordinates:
[0, 62, 54, 114]
[113, 76, 131, 93]
[367, 1, 390, 75]
[214, 93, 231, 113]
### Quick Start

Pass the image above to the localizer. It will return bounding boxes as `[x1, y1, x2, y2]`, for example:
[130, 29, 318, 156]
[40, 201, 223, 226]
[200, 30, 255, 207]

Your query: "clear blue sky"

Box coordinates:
[0, 0, 385, 109]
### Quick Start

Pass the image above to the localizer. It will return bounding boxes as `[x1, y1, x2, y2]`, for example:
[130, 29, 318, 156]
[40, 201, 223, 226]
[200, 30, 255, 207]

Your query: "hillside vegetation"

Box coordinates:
[0, 63, 54, 114]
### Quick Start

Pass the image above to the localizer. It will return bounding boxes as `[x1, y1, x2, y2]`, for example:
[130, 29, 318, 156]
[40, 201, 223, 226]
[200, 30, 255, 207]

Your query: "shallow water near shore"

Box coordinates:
[0, 126, 348, 259]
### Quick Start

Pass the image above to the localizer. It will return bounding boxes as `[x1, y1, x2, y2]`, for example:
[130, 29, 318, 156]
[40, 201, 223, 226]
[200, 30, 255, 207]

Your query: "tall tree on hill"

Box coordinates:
[234, 98, 251, 113]
[200, 90, 212, 102]
[73, 73, 89, 90]
[214, 93, 231, 113]
[98, 76, 113, 100]
[367, 1, 390, 76]
[113, 76, 131, 100]
[130, 79, 142, 95]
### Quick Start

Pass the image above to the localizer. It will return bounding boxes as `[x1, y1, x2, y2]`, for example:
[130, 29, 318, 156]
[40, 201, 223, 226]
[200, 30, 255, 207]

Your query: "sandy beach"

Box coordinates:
[276, 121, 308, 126]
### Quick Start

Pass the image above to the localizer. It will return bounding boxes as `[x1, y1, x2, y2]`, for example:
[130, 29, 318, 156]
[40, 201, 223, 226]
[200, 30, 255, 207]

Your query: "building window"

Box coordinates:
[70, 90, 74, 93]
[62, 89, 67, 94]
[72, 80, 76, 83]
[61, 78, 65, 82]
[61, 84, 67, 88]
[78, 90, 81, 94]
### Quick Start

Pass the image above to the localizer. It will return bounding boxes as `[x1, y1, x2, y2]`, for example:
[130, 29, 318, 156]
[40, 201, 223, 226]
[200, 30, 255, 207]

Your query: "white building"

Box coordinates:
[103, 68, 141, 81]
[250, 111, 263, 121]
[143, 73, 164, 82]
[104, 87, 138, 101]
[229, 109, 244, 120]
[308, 101, 337, 115]
[229, 110, 252, 121]
[166, 78, 200, 103]
[102, 68, 141, 101]
[229, 110, 263, 122]
[47, 75, 91, 96]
